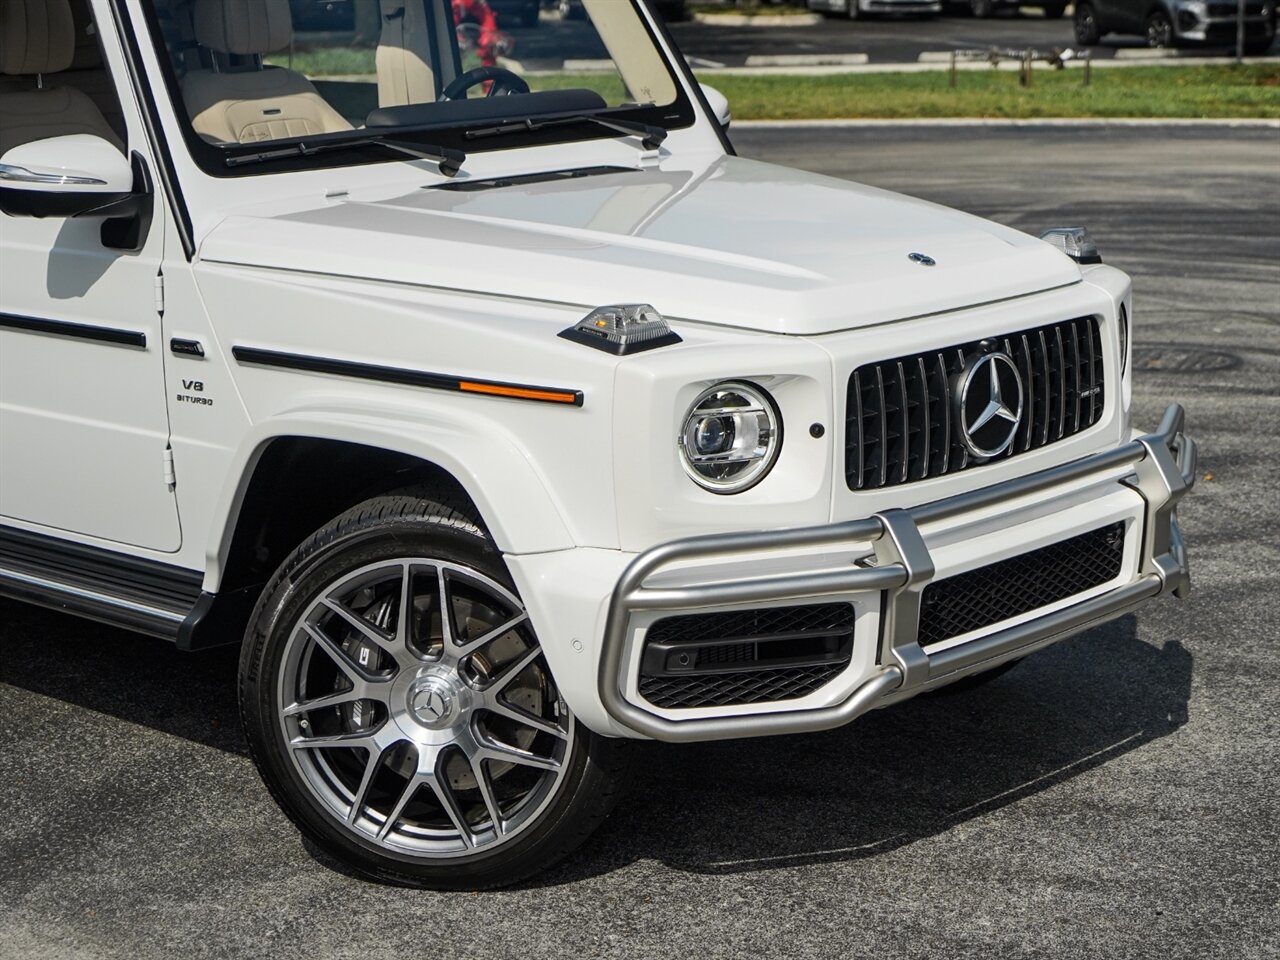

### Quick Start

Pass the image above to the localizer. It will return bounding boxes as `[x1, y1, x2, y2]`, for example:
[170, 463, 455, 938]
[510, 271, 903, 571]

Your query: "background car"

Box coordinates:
[490, 0, 541, 27]
[808, 0, 943, 19]
[556, 0, 685, 19]
[949, 0, 1068, 18]
[1074, 0, 1276, 50]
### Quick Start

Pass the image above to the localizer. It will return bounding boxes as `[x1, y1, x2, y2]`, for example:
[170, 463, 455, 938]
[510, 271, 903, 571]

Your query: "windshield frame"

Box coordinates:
[136, 0, 698, 179]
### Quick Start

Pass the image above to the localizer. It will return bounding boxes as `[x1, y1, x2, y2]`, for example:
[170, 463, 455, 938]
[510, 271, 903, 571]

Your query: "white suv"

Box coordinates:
[0, 0, 1195, 889]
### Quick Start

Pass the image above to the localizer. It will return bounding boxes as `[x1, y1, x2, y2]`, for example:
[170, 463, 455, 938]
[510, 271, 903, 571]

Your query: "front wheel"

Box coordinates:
[1145, 9, 1175, 47]
[1074, 1, 1101, 44]
[238, 492, 630, 889]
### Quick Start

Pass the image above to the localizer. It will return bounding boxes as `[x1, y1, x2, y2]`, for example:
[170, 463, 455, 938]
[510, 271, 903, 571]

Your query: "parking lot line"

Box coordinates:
[744, 53, 870, 66]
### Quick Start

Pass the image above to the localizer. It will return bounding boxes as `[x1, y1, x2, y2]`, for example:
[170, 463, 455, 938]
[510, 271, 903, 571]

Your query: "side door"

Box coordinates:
[0, 0, 180, 552]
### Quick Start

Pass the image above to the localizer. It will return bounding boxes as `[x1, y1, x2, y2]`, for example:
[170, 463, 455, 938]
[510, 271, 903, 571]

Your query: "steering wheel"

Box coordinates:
[440, 66, 530, 100]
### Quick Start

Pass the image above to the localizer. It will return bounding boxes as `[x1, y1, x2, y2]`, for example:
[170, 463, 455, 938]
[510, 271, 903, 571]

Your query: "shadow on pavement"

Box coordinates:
[0, 601, 1191, 883]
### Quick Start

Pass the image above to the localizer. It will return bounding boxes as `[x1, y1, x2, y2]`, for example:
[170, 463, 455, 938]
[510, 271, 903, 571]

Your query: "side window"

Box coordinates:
[0, 0, 129, 156]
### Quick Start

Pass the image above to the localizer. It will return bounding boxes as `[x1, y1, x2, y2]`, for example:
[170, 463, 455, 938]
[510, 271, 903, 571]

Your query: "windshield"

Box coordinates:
[142, 0, 693, 175]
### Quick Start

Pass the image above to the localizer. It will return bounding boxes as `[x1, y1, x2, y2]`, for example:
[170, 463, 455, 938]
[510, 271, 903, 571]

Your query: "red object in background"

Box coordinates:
[453, 0, 502, 66]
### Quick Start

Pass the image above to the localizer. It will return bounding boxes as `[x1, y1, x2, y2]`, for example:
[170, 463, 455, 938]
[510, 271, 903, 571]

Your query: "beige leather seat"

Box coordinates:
[376, 0, 438, 108]
[180, 0, 352, 144]
[0, 0, 124, 156]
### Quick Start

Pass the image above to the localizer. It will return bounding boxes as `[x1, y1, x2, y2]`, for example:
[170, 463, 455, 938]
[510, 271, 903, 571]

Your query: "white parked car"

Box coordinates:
[0, 0, 1194, 889]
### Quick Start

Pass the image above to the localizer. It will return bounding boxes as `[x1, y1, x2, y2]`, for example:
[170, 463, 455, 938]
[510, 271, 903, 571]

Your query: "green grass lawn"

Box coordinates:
[700, 64, 1280, 120]
[271, 50, 1280, 120]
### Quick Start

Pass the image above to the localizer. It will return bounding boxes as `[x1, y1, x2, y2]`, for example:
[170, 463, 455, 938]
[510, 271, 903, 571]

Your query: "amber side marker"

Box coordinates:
[459, 381, 580, 404]
[232, 347, 584, 407]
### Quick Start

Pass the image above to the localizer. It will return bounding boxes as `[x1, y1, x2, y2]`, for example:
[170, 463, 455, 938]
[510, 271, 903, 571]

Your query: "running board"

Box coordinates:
[0, 525, 203, 641]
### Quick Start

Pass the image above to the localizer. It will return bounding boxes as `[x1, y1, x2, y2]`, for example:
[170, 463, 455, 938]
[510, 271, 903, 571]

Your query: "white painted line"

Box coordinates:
[561, 59, 617, 72]
[694, 54, 1280, 76]
[686, 56, 727, 69]
[745, 53, 869, 67]
[917, 51, 955, 63]
[732, 117, 1280, 128]
[692, 12, 823, 25]
[1113, 48, 1184, 59]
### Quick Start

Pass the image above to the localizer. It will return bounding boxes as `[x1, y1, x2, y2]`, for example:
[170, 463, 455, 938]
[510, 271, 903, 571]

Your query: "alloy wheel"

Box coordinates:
[276, 558, 573, 857]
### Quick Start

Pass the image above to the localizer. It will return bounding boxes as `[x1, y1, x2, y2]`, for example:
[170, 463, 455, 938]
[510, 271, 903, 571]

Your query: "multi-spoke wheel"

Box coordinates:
[239, 492, 631, 889]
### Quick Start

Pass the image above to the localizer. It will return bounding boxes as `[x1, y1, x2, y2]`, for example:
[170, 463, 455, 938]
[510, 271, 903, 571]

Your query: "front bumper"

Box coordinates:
[597, 404, 1196, 742]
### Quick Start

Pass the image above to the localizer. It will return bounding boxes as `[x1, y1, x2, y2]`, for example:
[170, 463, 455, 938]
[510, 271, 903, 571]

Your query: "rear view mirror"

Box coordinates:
[699, 83, 731, 131]
[0, 134, 136, 219]
[0, 134, 154, 250]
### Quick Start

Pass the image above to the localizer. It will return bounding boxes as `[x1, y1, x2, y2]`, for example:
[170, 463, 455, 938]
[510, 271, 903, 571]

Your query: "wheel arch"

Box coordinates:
[177, 413, 576, 651]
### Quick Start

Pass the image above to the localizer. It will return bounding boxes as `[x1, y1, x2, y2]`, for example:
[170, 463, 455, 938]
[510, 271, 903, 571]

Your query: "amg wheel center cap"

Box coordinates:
[408, 676, 460, 730]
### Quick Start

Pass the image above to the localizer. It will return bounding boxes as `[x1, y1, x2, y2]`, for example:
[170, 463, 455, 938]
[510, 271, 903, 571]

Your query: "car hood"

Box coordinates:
[199, 155, 1081, 336]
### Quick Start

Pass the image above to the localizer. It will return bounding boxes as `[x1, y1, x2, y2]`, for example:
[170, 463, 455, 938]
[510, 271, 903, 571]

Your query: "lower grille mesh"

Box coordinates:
[639, 603, 855, 709]
[918, 522, 1127, 648]
[639, 665, 848, 710]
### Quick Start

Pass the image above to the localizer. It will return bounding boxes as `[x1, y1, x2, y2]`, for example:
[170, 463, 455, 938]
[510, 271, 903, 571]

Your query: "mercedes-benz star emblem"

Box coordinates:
[410, 680, 455, 727]
[954, 352, 1024, 458]
[908, 252, 936, 266]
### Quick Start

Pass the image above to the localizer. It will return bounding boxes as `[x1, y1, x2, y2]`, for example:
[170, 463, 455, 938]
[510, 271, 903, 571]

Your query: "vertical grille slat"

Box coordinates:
[845, 316, 1105, 491]
[896, 360, 910, 485]
[875, 366, 888, 488]
[915, 356, 930, 481]
[851, 370, 866, 490]
[936, 352, 951, 475]
[1037, 329, 1052, 446]
[1054, 326, 1068, 440]
[1018, 332, 1035, 453]
[1069, 320, 1083, 433]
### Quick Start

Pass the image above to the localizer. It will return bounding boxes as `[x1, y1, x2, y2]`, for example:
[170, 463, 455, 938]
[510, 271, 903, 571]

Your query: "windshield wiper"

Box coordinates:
[226, 136, 466, 177]
[464, 115, 666, 152]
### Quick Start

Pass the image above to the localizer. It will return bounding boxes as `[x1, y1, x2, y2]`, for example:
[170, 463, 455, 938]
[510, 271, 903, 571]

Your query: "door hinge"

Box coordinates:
[154, 271, 165, 316]
[163, 445, 176, 490]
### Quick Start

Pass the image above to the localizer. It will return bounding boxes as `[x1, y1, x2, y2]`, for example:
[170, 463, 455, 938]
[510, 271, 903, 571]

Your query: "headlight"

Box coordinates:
[678, 381, 782, 494]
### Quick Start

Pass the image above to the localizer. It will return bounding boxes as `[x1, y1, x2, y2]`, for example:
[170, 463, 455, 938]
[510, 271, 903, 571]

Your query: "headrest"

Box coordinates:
[193, 0, 292, 56]
[0, 0, 77, 76]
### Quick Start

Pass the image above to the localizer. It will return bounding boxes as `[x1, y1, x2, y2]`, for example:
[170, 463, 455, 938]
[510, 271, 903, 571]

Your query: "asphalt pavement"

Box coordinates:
[1, 125, 1278, 959]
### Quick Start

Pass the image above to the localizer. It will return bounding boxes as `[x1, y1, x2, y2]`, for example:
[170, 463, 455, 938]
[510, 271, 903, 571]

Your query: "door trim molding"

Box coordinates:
[0, 312, 148, 348]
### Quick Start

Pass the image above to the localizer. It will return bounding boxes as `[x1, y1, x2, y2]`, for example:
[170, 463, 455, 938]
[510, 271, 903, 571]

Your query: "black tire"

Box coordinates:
[1043, 1, 1067, 18]
[923, 659, 1022, 696]
[1145, 8, 1175, 47]
[238, 491, 631, 889]
[1074, 1, 1101, 44]
[970, 0, 996, 17]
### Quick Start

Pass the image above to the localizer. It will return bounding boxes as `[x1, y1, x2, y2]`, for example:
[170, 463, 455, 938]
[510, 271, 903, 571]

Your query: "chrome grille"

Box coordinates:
[845, 316, 1105, 490]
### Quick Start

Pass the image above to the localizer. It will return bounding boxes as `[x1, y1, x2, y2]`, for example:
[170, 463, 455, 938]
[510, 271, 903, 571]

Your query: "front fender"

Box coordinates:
[201, 403, 576, 592]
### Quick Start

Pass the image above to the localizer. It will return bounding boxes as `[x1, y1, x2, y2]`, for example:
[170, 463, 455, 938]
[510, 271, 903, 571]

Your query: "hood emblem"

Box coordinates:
[955, 352, 1024, 458]
[908, 252, 936, 266]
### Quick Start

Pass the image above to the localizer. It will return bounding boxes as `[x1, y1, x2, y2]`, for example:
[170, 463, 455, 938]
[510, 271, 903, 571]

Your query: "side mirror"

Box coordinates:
[699, 83, 731, 132]
[0, 134, 136, 219]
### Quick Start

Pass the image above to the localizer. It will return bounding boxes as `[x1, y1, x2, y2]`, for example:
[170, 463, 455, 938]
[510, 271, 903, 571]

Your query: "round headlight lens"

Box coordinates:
[678, 381, 781, 494]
